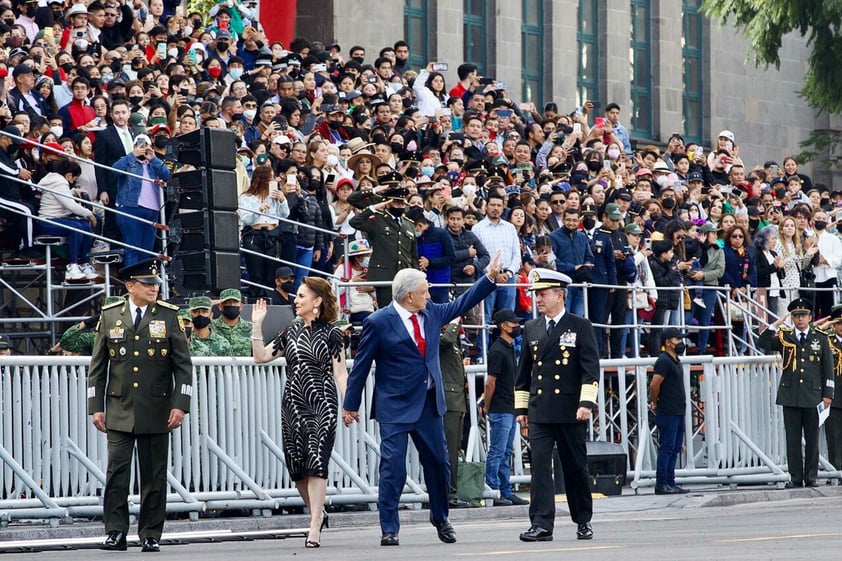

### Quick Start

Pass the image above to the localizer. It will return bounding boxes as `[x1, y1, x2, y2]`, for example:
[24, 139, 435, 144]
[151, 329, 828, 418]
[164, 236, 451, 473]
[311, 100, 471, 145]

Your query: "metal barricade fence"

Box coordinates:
[0, 353, 836, 525]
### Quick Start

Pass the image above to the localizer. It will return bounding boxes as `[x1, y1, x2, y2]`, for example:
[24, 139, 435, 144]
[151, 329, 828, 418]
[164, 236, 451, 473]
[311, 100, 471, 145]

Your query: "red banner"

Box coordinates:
[259, 0, 297, 46]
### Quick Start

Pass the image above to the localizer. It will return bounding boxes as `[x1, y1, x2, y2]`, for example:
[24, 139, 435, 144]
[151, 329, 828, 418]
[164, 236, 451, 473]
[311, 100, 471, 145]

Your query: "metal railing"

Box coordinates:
[0, 353, 836, 525]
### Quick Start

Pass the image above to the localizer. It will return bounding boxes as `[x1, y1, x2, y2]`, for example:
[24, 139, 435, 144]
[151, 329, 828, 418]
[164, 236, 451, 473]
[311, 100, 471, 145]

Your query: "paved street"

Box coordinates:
[2, 491, 840, 560]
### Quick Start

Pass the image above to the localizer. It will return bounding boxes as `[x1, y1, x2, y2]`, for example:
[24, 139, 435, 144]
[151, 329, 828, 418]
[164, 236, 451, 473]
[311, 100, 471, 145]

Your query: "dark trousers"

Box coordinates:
[527, 421, 592, 530]
[782, 405, 820, 484]
[378, 390, 450, 534]
[655, 414, 685, 487]
[587, 287, 610, 356]
[443, 410, 464, 498]
[606, 288, 628, 358]
[815, 278, 837, 319]
[825, 407, 842, 470]
[241, 230, 278, 297]
[104, 430, 170, 540]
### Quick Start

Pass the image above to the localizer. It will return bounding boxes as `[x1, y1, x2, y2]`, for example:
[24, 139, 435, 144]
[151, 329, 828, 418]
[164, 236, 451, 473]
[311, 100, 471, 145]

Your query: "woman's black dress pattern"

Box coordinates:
[275, 318, 343, 481]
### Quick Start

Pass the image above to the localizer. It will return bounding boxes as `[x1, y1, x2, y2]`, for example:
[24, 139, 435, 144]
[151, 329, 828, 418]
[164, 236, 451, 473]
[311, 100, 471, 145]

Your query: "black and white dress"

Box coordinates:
[275, 317, 344, 481]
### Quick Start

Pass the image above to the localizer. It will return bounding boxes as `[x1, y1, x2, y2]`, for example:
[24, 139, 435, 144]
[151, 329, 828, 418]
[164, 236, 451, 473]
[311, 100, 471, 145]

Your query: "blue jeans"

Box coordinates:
[294, 245, 314, 290]
[619, 308, 641, 358]
[485, 412, 517, 497]
[655, 414, 685, 488]
[694, 288, 719, 353]
[479, 277, 516, 356]
[115, 206, 159, 267]
[566, 286, 584, 315]
[37, 217, 93, 264]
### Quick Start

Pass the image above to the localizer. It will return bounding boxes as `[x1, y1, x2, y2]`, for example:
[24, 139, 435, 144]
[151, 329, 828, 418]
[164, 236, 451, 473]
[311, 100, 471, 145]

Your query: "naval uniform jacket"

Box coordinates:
[514, 312, 600, 421]
[87, 299, 193, 434]
[757, 326, 834, 409]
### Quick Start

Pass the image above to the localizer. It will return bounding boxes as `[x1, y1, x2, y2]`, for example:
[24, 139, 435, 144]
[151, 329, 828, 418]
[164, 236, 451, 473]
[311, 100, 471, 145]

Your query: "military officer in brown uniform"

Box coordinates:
[349, 172, 418, 306]
[515, 268, 599, 542]
[758, 298, 834, 488]
[87, 258, 193, 552]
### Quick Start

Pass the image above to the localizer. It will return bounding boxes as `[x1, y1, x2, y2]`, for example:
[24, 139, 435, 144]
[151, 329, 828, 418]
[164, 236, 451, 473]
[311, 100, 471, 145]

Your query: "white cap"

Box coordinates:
[717, 130, 735, 142]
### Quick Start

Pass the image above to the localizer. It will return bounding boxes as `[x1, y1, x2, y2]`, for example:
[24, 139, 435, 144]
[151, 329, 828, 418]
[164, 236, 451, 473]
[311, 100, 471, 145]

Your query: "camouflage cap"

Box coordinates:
[189, 296, 213, 311]
[104, 295, 124, 306]
[218, 288, 242, 302]
[178, 308, 192, 321]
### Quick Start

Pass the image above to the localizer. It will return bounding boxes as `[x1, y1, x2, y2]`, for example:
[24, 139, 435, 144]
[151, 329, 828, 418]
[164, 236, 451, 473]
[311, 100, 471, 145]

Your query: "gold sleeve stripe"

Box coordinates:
[515, 390, 530, 410]
[579, 382, 599, 403]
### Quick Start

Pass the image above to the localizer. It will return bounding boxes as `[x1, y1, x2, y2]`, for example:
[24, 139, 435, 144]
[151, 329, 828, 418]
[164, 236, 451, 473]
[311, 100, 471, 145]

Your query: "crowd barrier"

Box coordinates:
[1, 353, 838, 526]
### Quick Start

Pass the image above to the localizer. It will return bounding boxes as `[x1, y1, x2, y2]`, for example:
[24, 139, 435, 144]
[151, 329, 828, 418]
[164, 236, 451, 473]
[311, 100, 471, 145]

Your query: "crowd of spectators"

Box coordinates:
[0, 0, 840, 358]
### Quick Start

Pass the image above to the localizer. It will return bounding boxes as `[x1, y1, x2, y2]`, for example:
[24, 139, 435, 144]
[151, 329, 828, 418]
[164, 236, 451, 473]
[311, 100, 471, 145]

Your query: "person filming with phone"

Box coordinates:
[112, 134, 171, 268]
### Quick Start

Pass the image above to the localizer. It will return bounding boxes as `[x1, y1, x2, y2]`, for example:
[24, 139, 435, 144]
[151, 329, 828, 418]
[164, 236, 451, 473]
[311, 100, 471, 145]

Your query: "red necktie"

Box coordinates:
[410, 314, 426, 356]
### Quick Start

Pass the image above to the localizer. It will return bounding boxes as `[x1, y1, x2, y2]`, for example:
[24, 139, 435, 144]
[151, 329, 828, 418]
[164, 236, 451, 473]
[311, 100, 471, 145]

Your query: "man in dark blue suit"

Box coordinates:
[343, 251, 503, 546]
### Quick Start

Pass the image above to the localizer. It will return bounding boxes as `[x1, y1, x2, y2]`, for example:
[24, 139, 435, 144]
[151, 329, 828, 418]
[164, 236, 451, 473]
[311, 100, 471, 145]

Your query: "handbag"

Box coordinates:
[627, 287, 649, 311]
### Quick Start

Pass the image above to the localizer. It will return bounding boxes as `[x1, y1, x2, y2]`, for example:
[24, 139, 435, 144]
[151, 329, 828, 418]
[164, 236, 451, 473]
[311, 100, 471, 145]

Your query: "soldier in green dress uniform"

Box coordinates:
[757, 298, 834, 487]
[210, 288, 253, 356]
[188, 296, 233, 357]
[813, 304, 842, 471]
[87, 258, 193, 553]
[348, 173, 419, 306]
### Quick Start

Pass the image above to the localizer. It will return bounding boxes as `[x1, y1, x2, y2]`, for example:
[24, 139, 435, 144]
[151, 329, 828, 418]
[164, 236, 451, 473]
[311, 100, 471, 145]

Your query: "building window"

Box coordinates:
[629, 0, 652, 138]
[464, 0, 487, 75]
[577, 0, 599, 107]
[404, 0, 428, 70]
[682, 0, 704, 144]
[521, 0, 544, 102]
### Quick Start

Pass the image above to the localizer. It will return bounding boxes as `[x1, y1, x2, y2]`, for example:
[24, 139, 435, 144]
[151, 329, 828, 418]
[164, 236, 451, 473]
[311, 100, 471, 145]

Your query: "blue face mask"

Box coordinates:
[421, 166, 435, 178]
[229, 68, 244, 80]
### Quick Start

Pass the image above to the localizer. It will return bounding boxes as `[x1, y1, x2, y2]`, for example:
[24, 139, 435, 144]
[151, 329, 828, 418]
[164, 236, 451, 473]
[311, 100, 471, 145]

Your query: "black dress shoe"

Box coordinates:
[431, 519, 457, 543]
[141, 537, 160, 553]
[672, 485, 690, 494]
[507, 494, 529, 506]
[101, 531, 127, 551]
[519, 526, 553, 542]
[805, 480, 819, 488]
[785, 481, 803, 489]
[576, 522, 593, 540]
[654, 485, 680, 495]
[380, 533, 399, 546]
[448, 498, 473, 508]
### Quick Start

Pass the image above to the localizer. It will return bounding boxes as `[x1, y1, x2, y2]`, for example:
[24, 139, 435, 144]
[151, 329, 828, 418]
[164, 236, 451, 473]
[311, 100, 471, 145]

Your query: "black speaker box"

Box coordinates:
[170, 250, 240, 293]
[174, 128, 237, 170]
[167, 169, 238, 211]
[176, 209, 239, 252]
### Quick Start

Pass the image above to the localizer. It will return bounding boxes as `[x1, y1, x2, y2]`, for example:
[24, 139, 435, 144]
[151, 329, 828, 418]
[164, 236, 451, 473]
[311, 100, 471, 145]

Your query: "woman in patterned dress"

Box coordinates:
[251, 277, 348, 548]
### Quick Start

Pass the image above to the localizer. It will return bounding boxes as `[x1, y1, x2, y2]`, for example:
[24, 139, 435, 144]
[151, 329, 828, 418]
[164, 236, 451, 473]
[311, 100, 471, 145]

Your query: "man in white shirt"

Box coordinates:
[811, 210, 842, 318]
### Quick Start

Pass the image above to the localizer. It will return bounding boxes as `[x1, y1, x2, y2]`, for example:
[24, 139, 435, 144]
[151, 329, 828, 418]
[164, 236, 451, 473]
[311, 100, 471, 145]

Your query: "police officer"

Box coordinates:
[211, 288, 253, 356]
[515, 268, 599, 542]
[757, 298, 833, 488]
[189, 296, 233, 357]
[581, 203, 616, 356]
[87, 258, 193, 552]
[349, 172, 418, 306]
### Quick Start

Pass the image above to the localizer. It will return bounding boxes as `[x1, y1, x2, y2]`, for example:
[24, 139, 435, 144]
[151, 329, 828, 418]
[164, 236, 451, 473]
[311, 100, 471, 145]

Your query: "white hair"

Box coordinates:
[392, 268, 427, 303]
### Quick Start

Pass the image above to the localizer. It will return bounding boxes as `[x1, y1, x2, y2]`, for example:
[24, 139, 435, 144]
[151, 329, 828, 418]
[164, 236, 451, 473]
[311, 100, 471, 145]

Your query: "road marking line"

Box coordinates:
[720, 532, 842, 543]
[454, 545, 621, 556]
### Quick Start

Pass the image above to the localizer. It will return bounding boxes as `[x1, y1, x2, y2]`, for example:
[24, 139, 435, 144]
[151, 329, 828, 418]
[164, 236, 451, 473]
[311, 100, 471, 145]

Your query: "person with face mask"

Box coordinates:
[210, 288, 254, 356]
[482, 308, 530, 507]
[348, 176, 419, 307]
[269, 266, 296, 307]
[188, 297, 234, 357]
[649, 326, 690, 495]
[405, 206, 455, 304]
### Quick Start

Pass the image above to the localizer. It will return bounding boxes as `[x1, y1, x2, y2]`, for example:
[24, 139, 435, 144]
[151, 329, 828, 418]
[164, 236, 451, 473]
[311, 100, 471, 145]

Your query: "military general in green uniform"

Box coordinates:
[349, 175, 418, 306]
[210, 288, 253, 356]
[87, 258, 193, 553]
[188, 296, 233, 357]
[758, 298, 834, 488]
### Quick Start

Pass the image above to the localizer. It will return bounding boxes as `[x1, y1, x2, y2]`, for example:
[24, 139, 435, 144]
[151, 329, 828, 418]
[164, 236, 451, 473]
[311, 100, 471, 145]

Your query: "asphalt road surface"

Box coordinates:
[3, 494, 839, 560]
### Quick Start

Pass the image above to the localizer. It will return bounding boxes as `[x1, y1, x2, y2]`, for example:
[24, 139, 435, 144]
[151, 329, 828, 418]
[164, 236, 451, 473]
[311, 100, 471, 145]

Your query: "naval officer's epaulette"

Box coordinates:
[157, 301, 179, 311]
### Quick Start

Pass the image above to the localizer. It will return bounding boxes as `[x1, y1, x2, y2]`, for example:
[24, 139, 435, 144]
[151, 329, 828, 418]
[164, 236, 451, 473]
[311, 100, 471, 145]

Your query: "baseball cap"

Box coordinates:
[492, 308, 520, 325]
[219, 288, 242, 302]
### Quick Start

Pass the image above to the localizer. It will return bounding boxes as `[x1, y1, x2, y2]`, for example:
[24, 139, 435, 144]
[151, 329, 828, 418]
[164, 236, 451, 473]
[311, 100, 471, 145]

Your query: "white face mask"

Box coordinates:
[243, 109, 257, 121]
[462, 184, 476, 198]
[607, 148, 620, 160]
[656, 175, 670, 188]
[49, 126, 63, 137]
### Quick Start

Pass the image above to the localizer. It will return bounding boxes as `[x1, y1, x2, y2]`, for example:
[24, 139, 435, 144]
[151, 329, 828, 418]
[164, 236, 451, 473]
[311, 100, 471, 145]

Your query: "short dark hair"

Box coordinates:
[487, 191, 506, 205]
[445, 206, 464, 218]
[605, 102, 620, 113]
[564, 207, 580, 217]
[375, 56, 392, 69]
[457, 63, 478, 81]
[393, 40, 409, 50]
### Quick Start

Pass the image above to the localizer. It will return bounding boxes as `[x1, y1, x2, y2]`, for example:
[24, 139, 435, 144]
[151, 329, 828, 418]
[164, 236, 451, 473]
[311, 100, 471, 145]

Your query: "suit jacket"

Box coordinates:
[757, 326, 834, 408]
[87, 299, 193, 433]
[514, 311, 599, 423]
[344, 275, 496, 423]
[94, 125, 133, 200]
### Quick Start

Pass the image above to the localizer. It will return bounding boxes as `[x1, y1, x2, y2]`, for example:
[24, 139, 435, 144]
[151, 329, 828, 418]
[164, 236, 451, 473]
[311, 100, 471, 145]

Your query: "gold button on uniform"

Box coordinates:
[537, 361, 543, 366]
[133, 367, 139, 372]
[555, 375, 560, 380]
[555, 360, 561, 365]
[555, 389, 560, 394]
[133, 382, 139, 388]
[135, 335, 140, 340]
[133, 351, 139, 356]
[537, 389, 543, 395]
[537, 375, 543, 380]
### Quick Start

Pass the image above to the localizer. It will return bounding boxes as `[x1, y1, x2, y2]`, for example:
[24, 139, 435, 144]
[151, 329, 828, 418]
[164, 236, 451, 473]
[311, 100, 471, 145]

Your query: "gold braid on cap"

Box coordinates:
[776, 330, 797, 372]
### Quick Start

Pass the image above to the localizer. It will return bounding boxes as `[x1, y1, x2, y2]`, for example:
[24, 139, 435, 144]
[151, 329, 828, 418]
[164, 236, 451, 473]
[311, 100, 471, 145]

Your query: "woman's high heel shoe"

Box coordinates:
[321, 510, 329, 531]
[305, 539, 320, 548]
[304, 510, 328, 548]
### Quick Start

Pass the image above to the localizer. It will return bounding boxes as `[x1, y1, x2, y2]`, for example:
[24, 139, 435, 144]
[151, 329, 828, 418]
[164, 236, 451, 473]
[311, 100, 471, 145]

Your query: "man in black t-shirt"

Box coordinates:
[649, 327, 689, 495]
[482, 309, 528, 506]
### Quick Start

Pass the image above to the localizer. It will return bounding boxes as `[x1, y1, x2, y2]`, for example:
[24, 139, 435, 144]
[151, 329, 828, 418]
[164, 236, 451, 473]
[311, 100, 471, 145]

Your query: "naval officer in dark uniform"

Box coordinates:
[515, 268, 599, 542]
[87, 258, 193, 552]
[349, 172, 419, 307]
[757, 298, 833, 488]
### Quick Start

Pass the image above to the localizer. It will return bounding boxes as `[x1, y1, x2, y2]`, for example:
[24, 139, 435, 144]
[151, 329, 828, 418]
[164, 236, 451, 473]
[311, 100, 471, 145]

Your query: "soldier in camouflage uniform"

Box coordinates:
[189, 296, 233, 357]
[59, 296, 125, 355]
[758, 298, 834, 488]
[210, 288, 252, 356]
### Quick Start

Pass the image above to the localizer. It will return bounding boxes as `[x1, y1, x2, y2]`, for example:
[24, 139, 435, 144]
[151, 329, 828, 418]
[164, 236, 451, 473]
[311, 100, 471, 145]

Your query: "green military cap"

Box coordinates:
[189, 296, 213, 310]
[831, 304, 842, 321]
[178, 308, 192, 320]
[604, 202, 623, 221]
[788, 298, 812, 316]
[104, 295, 124, 306]
[218, 288, 242, 302]
[624, 223, 643, 236]
[119, 258, 163, 285]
